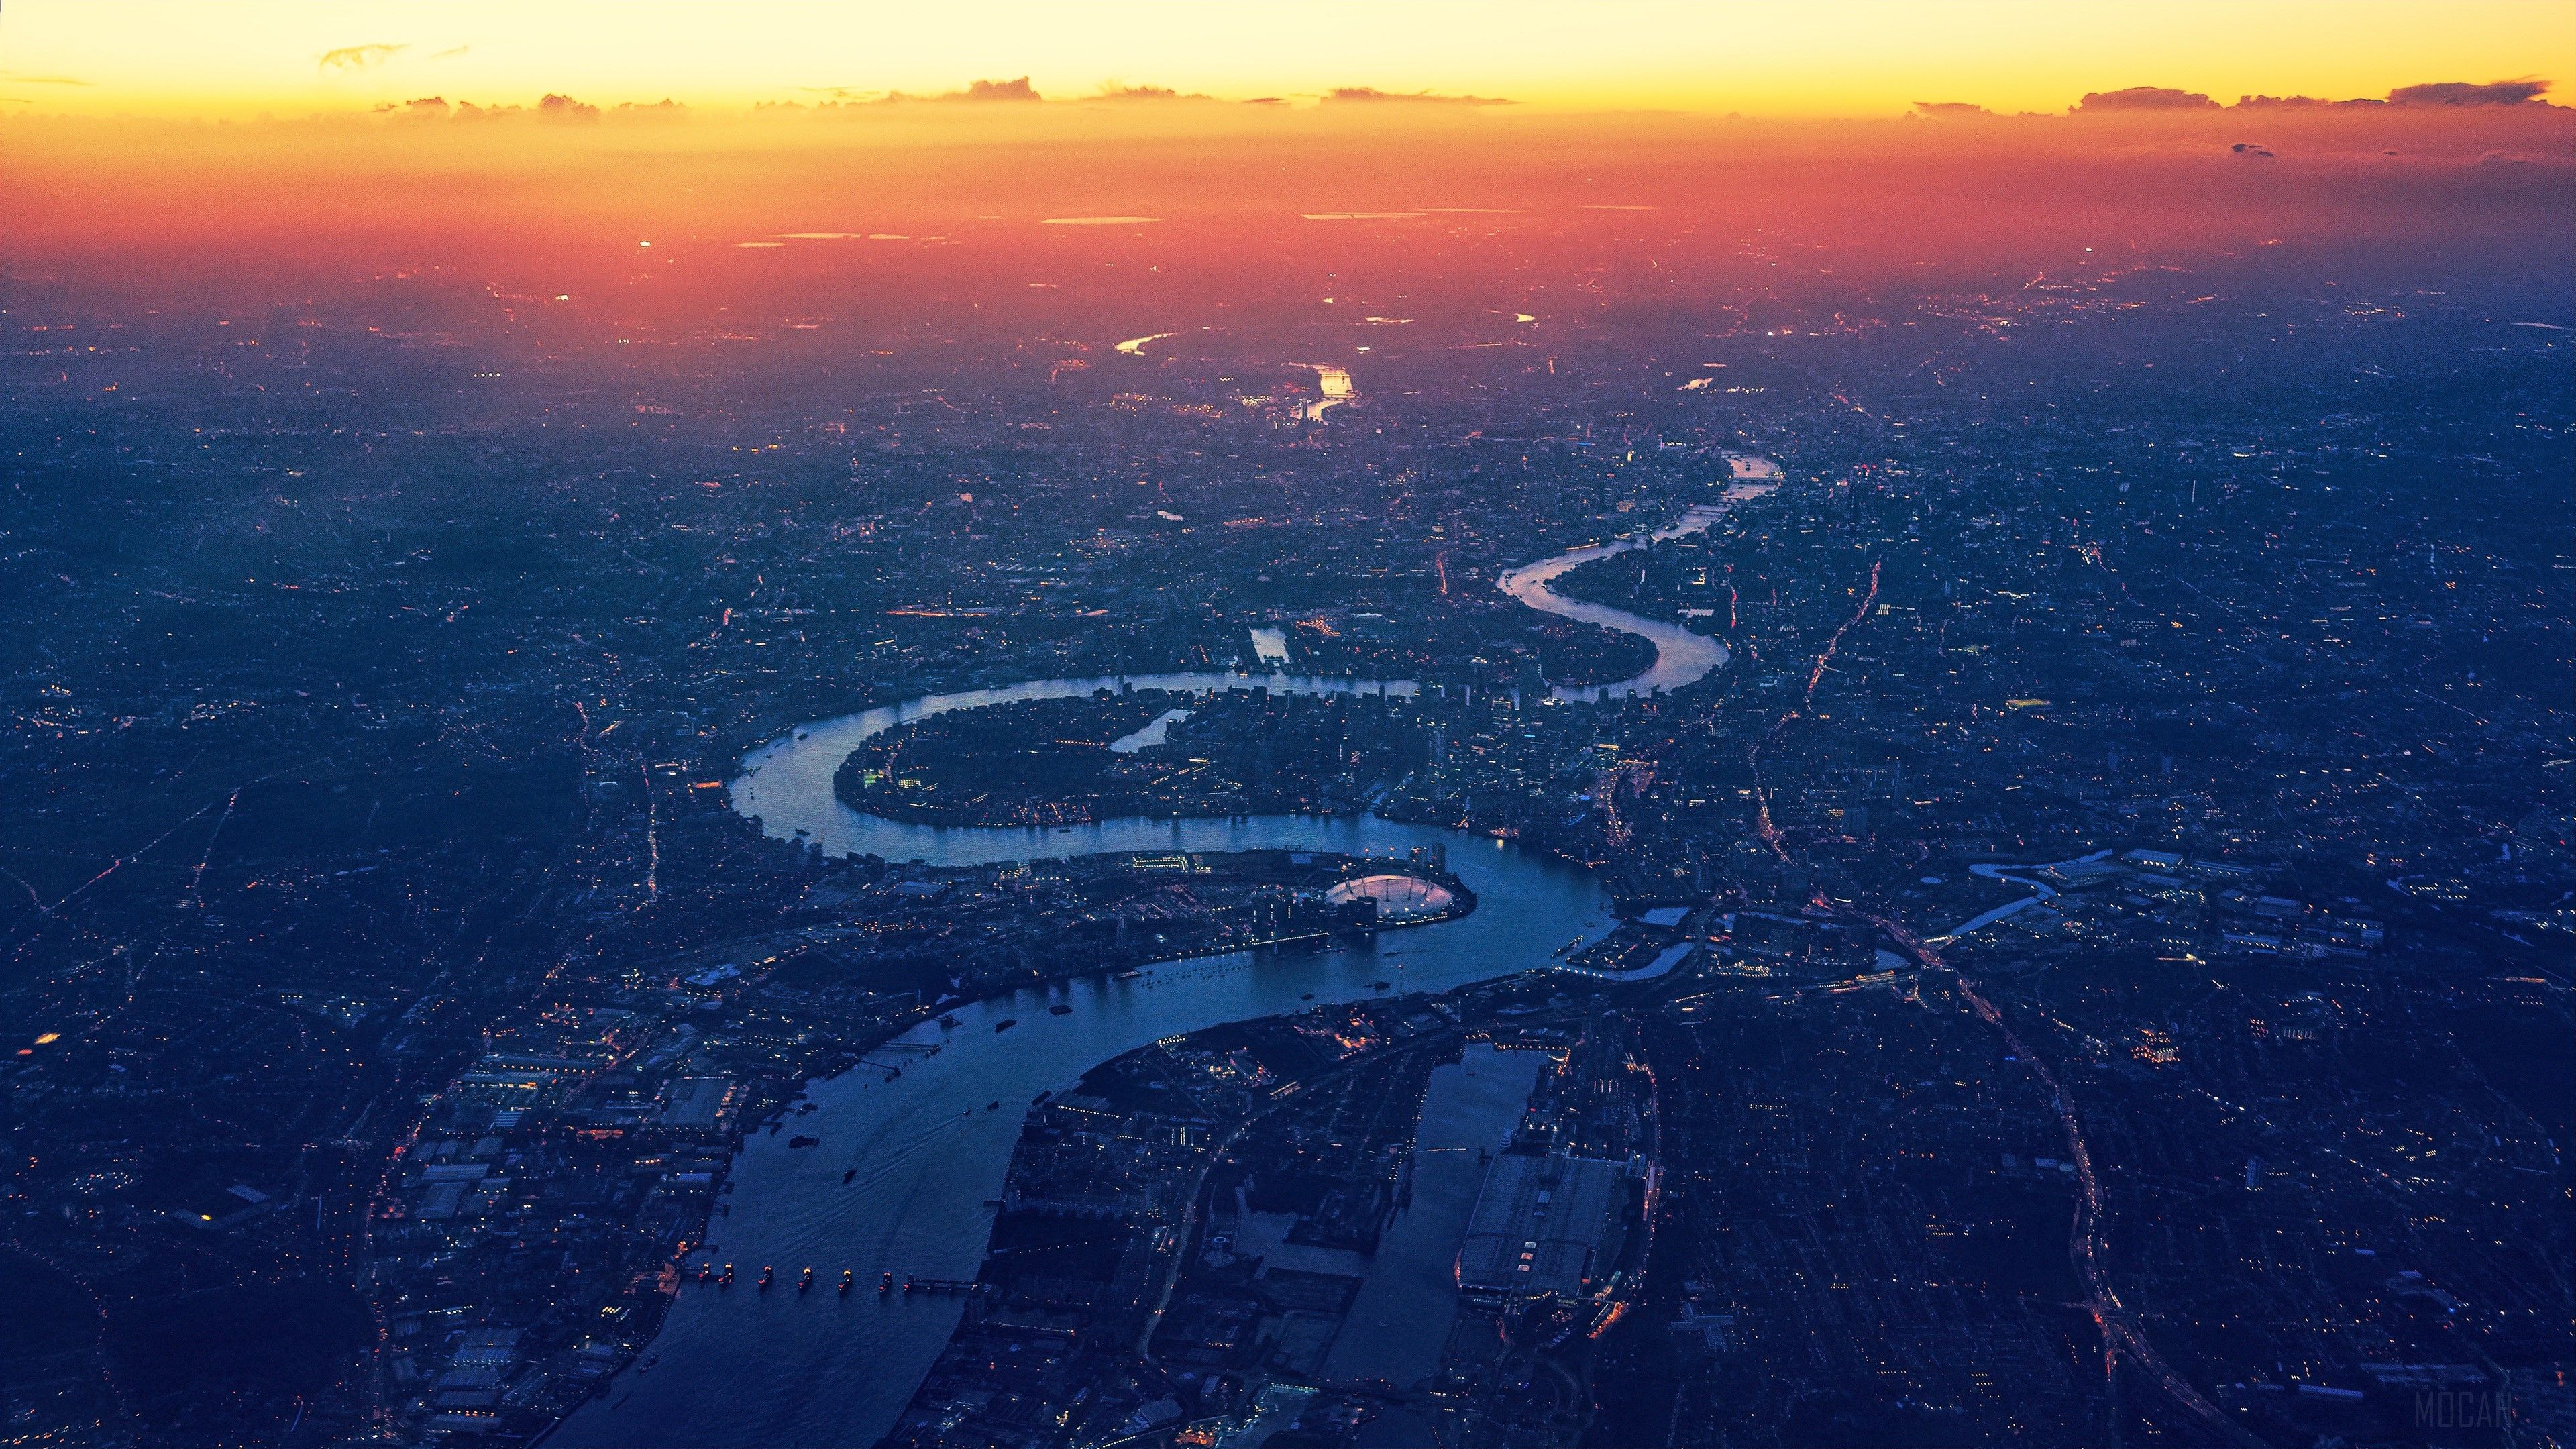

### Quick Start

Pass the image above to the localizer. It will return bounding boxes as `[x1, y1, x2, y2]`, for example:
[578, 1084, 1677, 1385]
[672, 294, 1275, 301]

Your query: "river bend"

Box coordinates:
[555, 485, 1763, 1445]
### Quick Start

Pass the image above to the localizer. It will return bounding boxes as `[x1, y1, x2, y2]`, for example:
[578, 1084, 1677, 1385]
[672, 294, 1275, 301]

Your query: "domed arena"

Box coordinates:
[1321, 873, 1458, 925]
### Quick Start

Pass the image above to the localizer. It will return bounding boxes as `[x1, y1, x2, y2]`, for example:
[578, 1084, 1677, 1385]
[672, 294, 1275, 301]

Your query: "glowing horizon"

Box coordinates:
[1, 0, 2567, 121]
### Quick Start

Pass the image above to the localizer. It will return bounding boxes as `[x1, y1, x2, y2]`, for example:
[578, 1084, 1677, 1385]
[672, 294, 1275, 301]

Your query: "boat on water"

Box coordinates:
[757, 1266, 774, 1290]
[839, 1270, 854, 1294]
[1370, 980, 1391, 990]
[787, 1135, 820, 1149]
[1048, 1003, 1073, 1015]
[994, 1018, 1018, 1032]
[1112, 969, 1142, 980]
[986, 1099, 1001, 1111]
[938, 1014, 960, 1028]
[843, 1167, 857, 1184]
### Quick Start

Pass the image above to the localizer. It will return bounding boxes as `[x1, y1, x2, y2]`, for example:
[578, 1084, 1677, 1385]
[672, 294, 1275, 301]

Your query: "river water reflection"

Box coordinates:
[556, 480, 1762, 1443]
[1495, 506, 1733, 702]
[1319, 1044, 1548, 1388]
[553, 696, 1599, 1448]
[732, 672, 1415, 861]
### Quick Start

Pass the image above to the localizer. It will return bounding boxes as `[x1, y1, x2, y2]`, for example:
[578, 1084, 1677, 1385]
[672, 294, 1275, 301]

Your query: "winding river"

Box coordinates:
[553, 484, 1761, 1448]
[1497, 504, 1735, 702]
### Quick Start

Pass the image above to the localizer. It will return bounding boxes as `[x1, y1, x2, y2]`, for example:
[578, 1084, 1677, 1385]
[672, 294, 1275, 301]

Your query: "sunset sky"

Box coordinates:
[2, 0, 2567, 118]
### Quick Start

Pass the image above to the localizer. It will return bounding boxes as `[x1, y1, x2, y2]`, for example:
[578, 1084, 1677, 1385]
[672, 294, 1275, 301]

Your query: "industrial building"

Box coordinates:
[1455, 1150, 1628, 1303]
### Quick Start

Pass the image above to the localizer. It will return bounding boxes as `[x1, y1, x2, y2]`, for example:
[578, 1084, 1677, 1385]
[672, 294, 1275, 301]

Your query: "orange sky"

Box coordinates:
[1, 0, 2566, 119]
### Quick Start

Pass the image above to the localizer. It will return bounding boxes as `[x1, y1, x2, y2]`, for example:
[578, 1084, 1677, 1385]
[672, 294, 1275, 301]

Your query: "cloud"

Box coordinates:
[1324, 87, 1513, 106]
[2229, 142, 2275, 157]
[2231, 79, 2555, 109]
[318, 43, 408, 72]
[2075, 86, 2218, 112]
[1911, 101, 1992, 118]
[1091, 83, 1210, 102]
[0, 72, 93, 87]
[2388, 78, 2551, 107]
[429, 46, 471, 62]
[537, 93, 600, 121]
[384, 96, 449, 119]
[865, 76, 1042, 103]
[959, 76, 1040, 101]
